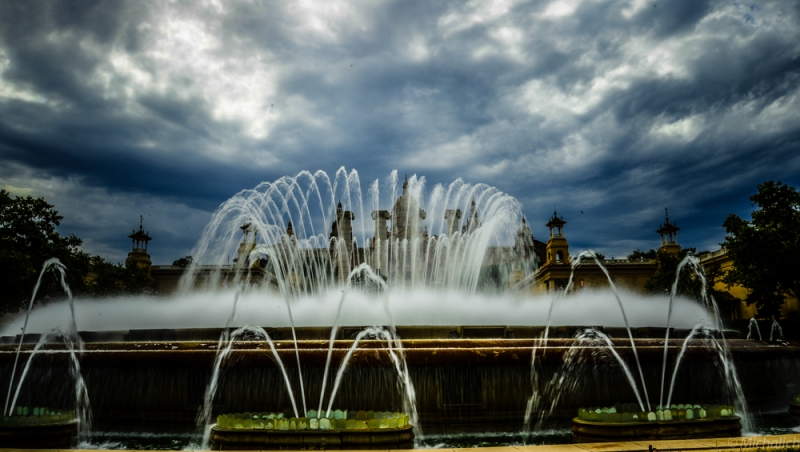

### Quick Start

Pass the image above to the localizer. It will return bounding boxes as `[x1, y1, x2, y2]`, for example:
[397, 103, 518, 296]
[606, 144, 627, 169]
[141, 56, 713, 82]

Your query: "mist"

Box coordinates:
[0, 288, 714, 336]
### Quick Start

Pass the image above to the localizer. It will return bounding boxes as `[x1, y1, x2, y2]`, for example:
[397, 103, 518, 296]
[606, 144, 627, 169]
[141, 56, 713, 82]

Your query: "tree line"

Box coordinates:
[2, 181, 797, 319]
[0, 190, 157, 317]
[628, 181, 799, 319]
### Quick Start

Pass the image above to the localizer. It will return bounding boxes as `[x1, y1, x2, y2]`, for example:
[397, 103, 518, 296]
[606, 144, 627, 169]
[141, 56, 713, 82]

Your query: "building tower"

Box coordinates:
[390, 176, 426, 281]
[331, 201, 356, 282]
[461, 199, 481, 234]
[370, 175, 427, 282]
[545, 210, 569, 265]
[391, 176, 427, 243]
[126, 215, 152, 276]
[509, 216, 537, 287]
[370, 210, 391, 275]
[236, 222, 258, 268]
[444, 209, 462, 237]
[656, 208, 681, 255]
[515, 216, 536, 260]
[330, 201, 355, 252]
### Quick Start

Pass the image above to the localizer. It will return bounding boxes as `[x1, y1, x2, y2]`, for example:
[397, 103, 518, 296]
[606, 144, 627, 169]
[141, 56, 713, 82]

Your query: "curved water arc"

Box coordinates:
[4, 258, 78, 417]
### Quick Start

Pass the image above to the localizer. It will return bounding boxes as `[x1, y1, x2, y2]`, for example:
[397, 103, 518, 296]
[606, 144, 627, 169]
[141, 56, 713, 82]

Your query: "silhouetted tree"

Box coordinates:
[701, 260, 741, 321]
[0, 190, 158, 316]
[627, 249, 657, 261]
[172, 255, 193, 268]
[0, 190, 89, 315]
[643, 248, 704, 300]
[722, 181, 800, 319]
[85, 256, 158, 297]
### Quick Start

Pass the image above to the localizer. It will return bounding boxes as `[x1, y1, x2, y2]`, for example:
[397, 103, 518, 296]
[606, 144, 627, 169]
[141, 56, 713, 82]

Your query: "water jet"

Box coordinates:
[0, 259, 90, 448]
[1, 169, 796, 449]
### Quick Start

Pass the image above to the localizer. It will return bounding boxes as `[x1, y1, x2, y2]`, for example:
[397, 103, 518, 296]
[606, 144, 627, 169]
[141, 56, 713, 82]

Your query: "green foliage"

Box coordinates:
[700, 261, 740, 320]
[172, 255, 193, 268]
[628, 249, 657, 261]
[0, 190, 89, 315]
[0, 190, 157, 316]
[722, 181, 800, 319]
[85, 257, 158, 298]
[643, 248, 704, 300]
[634, 246, 737, 317]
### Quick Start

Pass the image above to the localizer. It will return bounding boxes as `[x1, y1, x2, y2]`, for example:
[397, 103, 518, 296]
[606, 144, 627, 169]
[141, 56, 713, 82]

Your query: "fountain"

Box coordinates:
[0, 259, 90, 448]
[771, 320, 784, 342]
[209, 408, 414, 449]
[747, 317, 762, 340]
[180, 169, 524, 448]
[198, 315, 417, 449]
[0, 169, 794, 449]
[572, 402, 742, 442]
[518, 251, 747, 442]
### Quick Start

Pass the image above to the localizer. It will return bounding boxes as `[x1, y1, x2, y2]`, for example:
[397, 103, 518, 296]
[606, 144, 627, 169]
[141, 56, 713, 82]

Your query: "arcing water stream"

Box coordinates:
[2, 258, 92, 438]
[523, 251, 751, 441]
[0, 169, 753, 449]
[177, 169, 522, 295]
[195, 262, 419, 448]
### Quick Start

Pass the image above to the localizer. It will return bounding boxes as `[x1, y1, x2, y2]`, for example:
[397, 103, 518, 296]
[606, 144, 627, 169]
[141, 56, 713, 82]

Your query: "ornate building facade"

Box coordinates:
[125, 215, 152, 276]
[147, 178, 531, 293]
[139, 187, 798, 321]
[526, 210, 682, 294]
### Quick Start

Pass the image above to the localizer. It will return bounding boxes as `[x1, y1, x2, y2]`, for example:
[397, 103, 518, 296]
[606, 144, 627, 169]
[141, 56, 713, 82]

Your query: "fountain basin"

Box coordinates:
[209, 423, 414, 450]
[1, 337, 794, 430]
[3, 336, 792, 367]
[572, 416, 742, 442]
[0, 419, 79, 448]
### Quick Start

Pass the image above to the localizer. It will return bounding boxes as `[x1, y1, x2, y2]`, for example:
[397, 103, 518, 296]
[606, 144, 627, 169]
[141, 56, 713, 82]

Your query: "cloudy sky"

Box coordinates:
[1, 0, 798, 265]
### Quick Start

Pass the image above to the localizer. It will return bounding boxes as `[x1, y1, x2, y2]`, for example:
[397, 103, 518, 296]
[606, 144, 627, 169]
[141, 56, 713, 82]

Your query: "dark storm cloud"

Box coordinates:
[0, 1, 135, 105]
[0, 0, 799, 263]
[0, 94, 268, 210]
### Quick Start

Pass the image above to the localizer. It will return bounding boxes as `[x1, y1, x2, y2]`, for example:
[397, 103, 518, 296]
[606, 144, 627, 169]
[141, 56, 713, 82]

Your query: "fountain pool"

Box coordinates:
[1, 169, 798, 449]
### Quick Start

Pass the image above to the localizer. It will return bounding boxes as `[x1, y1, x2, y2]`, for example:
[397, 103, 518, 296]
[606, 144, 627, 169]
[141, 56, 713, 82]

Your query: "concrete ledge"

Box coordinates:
[572, 416, 742, 442]
[210, 424, 415, 449]
[0, 419, 79, 449]
[5, 433, 800, 452]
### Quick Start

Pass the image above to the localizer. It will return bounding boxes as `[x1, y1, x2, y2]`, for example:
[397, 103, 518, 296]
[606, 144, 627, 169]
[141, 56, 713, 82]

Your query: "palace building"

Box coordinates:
[125, 215, 153, 277]
[520, 210, 672, 295]
[132, 189, 794, 321]
[145, 177, 537, 294]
